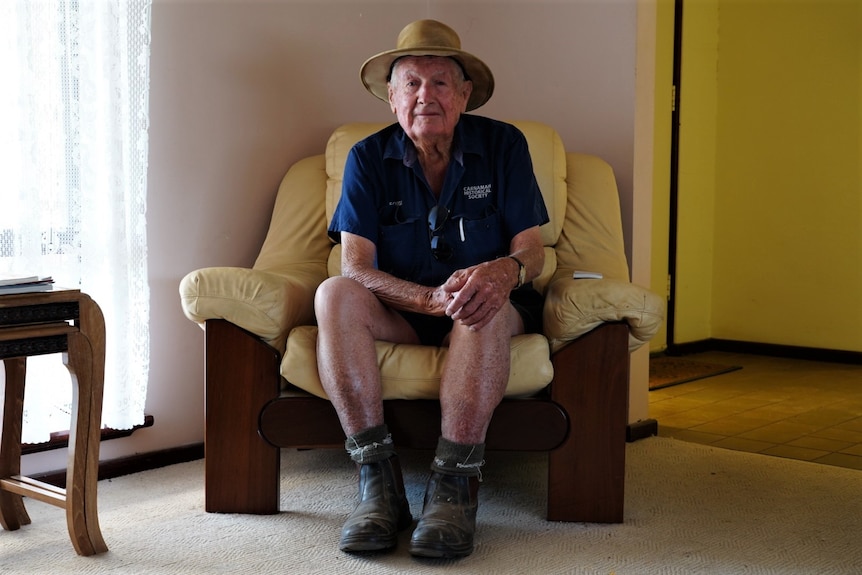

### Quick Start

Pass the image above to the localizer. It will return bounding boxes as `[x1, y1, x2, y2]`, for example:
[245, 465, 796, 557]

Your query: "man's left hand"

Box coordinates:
[442, 259, 515, 331]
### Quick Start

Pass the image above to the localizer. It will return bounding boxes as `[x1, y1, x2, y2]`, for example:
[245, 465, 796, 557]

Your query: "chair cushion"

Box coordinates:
[552, 153, 631, 283]
[543, 277, 666, 353]
[180, 154, 331, 352]
[253, 155, 331, 273]
[180, 265, 321, 352]
[282, 327, 554, 400]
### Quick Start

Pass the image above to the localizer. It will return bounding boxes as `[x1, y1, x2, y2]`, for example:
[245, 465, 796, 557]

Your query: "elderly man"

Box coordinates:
[315, 19, 549, 558]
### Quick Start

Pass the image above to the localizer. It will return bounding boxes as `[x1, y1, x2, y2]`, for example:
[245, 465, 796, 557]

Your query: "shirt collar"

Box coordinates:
[383, 115, 482, 167]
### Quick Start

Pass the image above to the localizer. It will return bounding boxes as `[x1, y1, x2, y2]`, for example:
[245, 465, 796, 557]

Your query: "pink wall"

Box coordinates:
[23, 0, 641, 473]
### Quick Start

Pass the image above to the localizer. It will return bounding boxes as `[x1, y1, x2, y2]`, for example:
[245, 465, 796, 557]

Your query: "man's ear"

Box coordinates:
[461, 80, 473, 111]
[388, 84, 397, 114]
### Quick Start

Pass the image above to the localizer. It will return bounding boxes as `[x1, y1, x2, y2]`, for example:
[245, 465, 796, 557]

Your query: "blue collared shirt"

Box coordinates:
[329, 114, 549, 286]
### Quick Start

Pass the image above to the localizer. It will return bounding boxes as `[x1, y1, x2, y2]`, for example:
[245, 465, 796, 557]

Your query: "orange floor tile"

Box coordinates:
[649, 351, 862, 471]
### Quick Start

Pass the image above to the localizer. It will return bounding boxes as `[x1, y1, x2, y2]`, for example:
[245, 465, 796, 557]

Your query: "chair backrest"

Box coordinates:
[254, 120, 630, 293]
[553, 152, 630, 283]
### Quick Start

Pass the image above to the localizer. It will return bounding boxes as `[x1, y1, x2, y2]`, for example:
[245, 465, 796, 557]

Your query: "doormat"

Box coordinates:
[649, 356, 742, 391]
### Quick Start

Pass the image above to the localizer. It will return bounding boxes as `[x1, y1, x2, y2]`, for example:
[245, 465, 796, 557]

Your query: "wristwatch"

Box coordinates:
[509, 256, 526, 290]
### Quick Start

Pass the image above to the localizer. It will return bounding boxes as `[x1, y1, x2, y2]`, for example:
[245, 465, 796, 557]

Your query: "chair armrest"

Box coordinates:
[179, 263, 325, 351]
[542, 277, 665, 354]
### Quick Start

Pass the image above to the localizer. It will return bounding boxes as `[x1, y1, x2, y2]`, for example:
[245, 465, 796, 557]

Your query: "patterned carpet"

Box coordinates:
[3, 437, 861, 574]
[649, 355, 742, 390]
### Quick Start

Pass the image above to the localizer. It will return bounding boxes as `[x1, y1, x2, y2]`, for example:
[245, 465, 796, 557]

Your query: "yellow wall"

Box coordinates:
[711, 0, 861, 350]
[656, 0, 862, 353]
[675, 0, 720, 344]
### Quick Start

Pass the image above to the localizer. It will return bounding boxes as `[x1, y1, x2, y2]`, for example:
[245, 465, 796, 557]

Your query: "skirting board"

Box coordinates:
[667, 339, 861, 365]
[32, 443, 205, 488]
[627, 419, 658, 442]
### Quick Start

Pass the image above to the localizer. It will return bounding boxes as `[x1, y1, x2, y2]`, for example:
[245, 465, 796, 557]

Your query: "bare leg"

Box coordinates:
[439, 303, 523, 444]
[316, 276, 418, 553]
[314, 276, 419, 437]
[410, 303, 522, 559]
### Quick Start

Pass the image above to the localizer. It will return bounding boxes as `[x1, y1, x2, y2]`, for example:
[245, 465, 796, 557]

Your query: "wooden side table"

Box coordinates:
[0, 289, 108, 556]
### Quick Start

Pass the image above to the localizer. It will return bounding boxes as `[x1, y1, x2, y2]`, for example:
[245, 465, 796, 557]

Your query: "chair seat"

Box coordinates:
[281, 326, 555, 400]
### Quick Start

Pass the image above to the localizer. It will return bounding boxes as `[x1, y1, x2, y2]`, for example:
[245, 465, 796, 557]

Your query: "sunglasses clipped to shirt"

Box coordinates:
[427, 204, 453, 262]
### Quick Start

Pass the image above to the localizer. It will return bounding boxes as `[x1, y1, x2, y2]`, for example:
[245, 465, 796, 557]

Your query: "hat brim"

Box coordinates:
[360, 47, 494, 112]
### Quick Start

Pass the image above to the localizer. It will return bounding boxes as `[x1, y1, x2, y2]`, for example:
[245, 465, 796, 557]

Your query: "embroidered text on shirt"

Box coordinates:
[463, 184, 491, 200]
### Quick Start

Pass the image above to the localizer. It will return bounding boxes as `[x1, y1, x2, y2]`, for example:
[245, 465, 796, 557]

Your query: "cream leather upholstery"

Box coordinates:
[180, 121, 664, 400]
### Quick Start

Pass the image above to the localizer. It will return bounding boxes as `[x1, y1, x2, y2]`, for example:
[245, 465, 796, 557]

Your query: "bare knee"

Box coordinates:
[315, 276, 420, 345]
[315, 276, 369, 322]
[447, 302, 521, 346]
[316, 276, 399, 340]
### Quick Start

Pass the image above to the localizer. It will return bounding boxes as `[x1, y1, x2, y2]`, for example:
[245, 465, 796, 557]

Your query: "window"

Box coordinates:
[0, 0, 152, 443]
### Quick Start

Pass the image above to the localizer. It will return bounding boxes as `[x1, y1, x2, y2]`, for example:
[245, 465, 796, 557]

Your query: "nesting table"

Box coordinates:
[0, 289, 108, 555]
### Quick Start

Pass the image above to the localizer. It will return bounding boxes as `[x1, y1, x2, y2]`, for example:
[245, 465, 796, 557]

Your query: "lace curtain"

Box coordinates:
[0, 1, 152, 443]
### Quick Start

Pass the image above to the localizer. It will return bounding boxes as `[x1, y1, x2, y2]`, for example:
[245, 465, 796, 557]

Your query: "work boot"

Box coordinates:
[339, 455, 412, 553]
[409, 471, 480, 558]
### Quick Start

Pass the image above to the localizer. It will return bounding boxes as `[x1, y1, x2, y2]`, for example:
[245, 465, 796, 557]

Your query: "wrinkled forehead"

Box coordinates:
[388, 55, 468, 82]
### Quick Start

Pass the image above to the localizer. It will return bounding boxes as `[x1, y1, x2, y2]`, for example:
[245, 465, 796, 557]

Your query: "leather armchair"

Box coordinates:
[180, 121, 664, 522]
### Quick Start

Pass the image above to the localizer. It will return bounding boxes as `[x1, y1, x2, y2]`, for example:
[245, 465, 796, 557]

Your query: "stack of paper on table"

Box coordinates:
[0, 274, 55, 295]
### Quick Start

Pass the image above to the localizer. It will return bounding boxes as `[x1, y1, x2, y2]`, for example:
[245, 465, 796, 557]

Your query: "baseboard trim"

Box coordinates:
[33, 443, 205, 488]
[666, 339, 862, 365]
[627, 419, 658, 443]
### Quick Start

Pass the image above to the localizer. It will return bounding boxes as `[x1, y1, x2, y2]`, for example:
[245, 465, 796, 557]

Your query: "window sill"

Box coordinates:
[21, 415, 155, 455]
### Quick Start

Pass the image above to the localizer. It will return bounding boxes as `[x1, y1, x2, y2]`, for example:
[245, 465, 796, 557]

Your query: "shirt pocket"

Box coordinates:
[450, 209, 504, 268]
[378, 217, 424, 279]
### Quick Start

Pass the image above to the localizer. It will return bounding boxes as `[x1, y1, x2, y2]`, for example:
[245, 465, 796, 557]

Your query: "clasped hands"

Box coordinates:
[430, 258, 515, 331]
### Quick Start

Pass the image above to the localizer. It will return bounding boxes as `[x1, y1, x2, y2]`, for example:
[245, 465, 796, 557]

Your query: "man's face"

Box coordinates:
[387, 56, 472, 144]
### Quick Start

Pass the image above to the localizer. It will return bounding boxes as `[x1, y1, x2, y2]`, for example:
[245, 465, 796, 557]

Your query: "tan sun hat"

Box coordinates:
[360, 19, 495, 112]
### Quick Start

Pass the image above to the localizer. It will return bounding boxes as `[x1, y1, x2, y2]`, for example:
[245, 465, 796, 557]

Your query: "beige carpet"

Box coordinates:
[2, 437, 861, 574]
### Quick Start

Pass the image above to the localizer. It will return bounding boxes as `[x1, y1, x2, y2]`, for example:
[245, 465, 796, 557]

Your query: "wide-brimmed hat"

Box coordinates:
[360, 19, 495, 112]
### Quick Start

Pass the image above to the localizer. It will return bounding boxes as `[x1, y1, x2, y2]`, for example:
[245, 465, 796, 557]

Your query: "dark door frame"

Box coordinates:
[666, 0, 683, 347]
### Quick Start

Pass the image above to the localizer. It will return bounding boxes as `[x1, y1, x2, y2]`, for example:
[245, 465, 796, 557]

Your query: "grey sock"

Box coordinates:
[431, 437, 485, 478]
[344, 424, 394, 464]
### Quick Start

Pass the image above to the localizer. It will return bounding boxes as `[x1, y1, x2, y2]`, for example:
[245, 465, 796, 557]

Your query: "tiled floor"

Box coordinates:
[649, 351, 862, 471]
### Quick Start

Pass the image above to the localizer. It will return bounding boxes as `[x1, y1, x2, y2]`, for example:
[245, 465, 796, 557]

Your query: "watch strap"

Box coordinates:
[508, 255, 526, 289]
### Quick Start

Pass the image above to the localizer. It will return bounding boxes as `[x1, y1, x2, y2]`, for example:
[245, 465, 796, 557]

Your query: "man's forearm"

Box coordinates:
[343, 266, 443, 316]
